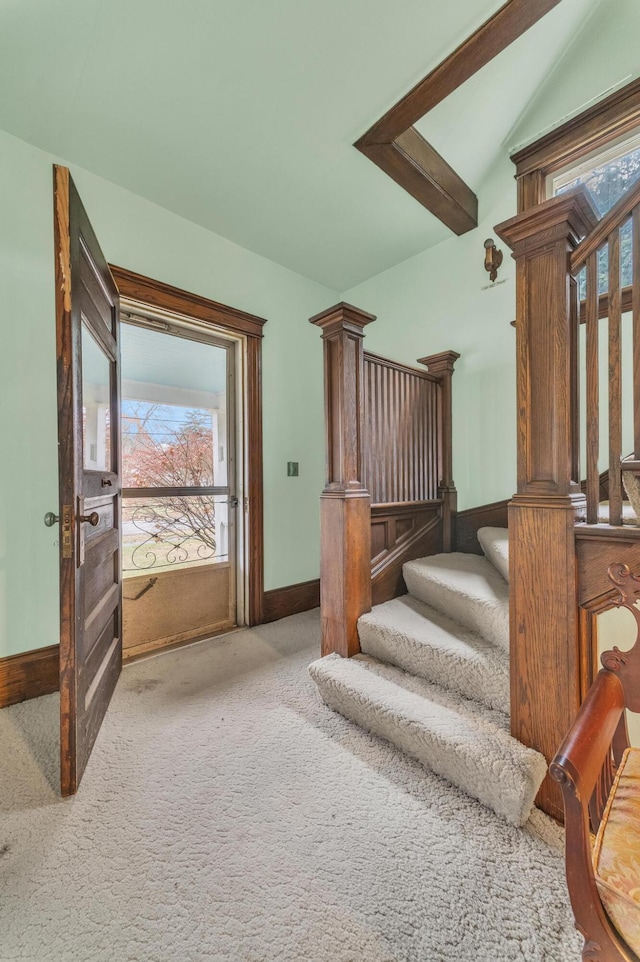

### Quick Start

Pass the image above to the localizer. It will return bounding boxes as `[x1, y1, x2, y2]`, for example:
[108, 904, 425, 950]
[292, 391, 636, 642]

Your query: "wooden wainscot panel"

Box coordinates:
[455, 499, 509, 554]
[123, 563, 234, 660]
[371, 501, 442, 606]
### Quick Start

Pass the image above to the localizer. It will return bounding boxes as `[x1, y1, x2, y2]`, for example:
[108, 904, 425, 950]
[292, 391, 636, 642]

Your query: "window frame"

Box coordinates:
[512, 77, 640, 212]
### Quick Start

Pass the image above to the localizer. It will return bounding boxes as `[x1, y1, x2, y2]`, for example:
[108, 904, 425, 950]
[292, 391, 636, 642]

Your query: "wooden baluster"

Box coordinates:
[417, 351, 460, 551]
[310, 302, 375, 658]
[586, 253, 600, 524]
[633, 205, 640, 458]
[609, 229, 623, 526]
[496, 189, 598, 820]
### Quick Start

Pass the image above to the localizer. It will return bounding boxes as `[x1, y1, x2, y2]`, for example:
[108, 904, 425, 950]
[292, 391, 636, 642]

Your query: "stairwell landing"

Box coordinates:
[309, 528, 547, 826]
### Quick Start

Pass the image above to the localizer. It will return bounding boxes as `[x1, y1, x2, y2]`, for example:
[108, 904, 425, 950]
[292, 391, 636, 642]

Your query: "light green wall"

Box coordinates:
[343, 156, 519, 511]
[0, 128, 335, 658]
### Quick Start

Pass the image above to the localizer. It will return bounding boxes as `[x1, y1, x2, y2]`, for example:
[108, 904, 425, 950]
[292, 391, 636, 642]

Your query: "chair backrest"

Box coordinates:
[550, 563, 640, 962]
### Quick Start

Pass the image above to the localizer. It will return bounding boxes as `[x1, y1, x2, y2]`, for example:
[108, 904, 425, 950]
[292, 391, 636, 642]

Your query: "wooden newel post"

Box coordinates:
[310, 302, 376, 658]
[418, 351, 460, 552]
[495, 189, 599, 820]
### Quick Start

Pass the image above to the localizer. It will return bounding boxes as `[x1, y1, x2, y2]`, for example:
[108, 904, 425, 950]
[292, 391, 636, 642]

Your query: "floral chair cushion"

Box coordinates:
[593, 747, 640, 957]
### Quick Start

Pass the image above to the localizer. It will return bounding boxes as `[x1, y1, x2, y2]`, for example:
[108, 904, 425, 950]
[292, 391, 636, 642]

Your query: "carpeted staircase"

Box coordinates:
[309, 527, 548, 826]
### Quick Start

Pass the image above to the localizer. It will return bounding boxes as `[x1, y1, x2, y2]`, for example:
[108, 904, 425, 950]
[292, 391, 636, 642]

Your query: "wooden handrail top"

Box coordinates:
[571, 176, 640, 274]
[364, 351, 439, 383]
[371, 498, 443, 511]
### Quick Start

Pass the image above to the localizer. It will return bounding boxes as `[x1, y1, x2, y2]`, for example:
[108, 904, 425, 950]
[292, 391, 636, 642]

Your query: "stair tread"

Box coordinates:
[358, 595, 509, 714]
[403, 552, 509, 652]
[309, 653, 546, 826]
[477, 526, 509, 583]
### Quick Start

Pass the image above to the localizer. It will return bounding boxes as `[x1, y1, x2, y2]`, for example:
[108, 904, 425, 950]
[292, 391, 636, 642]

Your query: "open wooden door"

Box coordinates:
[53, 166, 122, 796]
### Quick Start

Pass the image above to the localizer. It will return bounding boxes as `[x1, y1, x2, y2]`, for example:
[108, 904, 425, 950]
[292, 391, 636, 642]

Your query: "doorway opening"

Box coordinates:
[119, 303, 246, 659]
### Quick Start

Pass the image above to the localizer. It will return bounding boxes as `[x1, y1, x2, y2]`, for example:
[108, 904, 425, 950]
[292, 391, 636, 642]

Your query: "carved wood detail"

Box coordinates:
[550, 563, 640, 962]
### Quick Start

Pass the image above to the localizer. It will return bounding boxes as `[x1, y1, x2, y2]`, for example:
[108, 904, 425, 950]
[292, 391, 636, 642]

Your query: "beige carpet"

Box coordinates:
[0, 610, 582, 961]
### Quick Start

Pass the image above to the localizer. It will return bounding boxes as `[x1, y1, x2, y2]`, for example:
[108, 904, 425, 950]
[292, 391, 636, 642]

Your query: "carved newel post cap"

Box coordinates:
[309, 301, 376, 337]
[495, 186, 600, 253]
[417, 350, 460, 377]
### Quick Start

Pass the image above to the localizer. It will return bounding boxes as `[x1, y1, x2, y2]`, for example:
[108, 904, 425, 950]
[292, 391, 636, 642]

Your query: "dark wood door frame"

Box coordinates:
[110, 266, 267, 626]
[355, 0, 561, 233]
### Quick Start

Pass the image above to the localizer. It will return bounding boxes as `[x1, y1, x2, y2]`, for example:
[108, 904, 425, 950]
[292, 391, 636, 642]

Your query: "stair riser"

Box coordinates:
[403, 570, 509, 652]
[358, 621, 510, 715]
[310, 660, 546, 827]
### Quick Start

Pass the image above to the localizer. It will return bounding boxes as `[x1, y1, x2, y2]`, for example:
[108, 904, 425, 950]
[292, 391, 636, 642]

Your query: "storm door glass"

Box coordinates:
[120, 320, 236, 658]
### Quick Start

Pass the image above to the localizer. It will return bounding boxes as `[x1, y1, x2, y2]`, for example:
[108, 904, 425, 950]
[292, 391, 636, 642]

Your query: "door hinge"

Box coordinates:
[61, 505, 73, 560]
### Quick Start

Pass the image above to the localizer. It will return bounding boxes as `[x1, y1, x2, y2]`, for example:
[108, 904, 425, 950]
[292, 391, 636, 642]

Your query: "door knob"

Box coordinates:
[44, 511, 59, 527]
[79, 512, 100, 526]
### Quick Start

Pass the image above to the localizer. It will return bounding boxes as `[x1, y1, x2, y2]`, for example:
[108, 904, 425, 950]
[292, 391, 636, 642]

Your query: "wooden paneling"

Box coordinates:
[0, 646, 59, 708]
[263, 579, 320, 623]
[112, 264, 265, 627]
[355, 0, 560, 231]
[122, 563, 234, 660]
[371, 502, 442, 605]
[455, 499, 509, 554]
[363, 354, 439, 504]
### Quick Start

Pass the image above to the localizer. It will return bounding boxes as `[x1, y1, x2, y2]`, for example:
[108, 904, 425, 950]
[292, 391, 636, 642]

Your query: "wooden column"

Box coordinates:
[310, 302, 376, 658]
[418, 350, 460, 552]
[495, 189, 599, 820]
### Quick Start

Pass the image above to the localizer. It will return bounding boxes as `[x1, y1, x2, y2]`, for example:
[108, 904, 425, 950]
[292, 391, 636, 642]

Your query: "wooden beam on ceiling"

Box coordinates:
[354, 0, 563, 234]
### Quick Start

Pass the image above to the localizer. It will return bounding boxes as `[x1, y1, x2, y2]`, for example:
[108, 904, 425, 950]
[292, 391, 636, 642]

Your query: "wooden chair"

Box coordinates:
[552, 563, 640, 962]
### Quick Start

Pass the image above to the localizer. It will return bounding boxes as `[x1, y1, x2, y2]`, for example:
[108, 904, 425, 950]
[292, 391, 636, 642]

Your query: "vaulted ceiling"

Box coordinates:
[0, 0, 611, 289]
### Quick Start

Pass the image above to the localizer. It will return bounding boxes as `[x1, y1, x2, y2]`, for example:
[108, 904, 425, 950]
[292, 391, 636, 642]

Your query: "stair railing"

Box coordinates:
[570, 177, 640, 525]
[495, 177, 640, 820]
[310, 301, 459, 658]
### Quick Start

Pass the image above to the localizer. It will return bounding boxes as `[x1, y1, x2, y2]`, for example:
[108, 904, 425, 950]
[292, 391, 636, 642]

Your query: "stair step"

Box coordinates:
[477, 526, 509, 583]
[403, 553, 509, 652]
[309, 654, 546, 826]
[358, 595, 510, 715]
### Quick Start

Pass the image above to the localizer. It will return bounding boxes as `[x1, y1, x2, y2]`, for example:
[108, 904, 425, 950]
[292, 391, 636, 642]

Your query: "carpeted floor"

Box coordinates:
[0, 610, 582, 962]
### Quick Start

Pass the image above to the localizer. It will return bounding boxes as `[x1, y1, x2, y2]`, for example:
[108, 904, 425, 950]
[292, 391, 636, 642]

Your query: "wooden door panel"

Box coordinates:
[54, 165, 121, 796]
[80, 242, 116, 335]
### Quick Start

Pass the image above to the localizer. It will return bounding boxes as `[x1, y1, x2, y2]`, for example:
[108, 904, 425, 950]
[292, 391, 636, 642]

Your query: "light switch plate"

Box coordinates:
[287, 461, 299, 477]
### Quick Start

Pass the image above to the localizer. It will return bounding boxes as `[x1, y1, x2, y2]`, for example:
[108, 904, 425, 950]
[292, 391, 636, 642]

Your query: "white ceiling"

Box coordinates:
[0, 0, 608, 290]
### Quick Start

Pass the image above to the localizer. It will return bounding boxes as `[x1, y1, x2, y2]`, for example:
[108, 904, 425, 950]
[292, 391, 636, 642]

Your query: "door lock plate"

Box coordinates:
[61, 505, 73, 559]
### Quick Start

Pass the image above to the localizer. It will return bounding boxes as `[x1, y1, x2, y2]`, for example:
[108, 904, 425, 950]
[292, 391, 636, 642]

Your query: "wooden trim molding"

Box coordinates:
[355, 0, 560, 233]
[112, 265, 265, 626]
[262, 579, 320, 624]
[0, 646, 59, 708]
[514, 77, 640, 212]
[110, 266, 267, 340]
